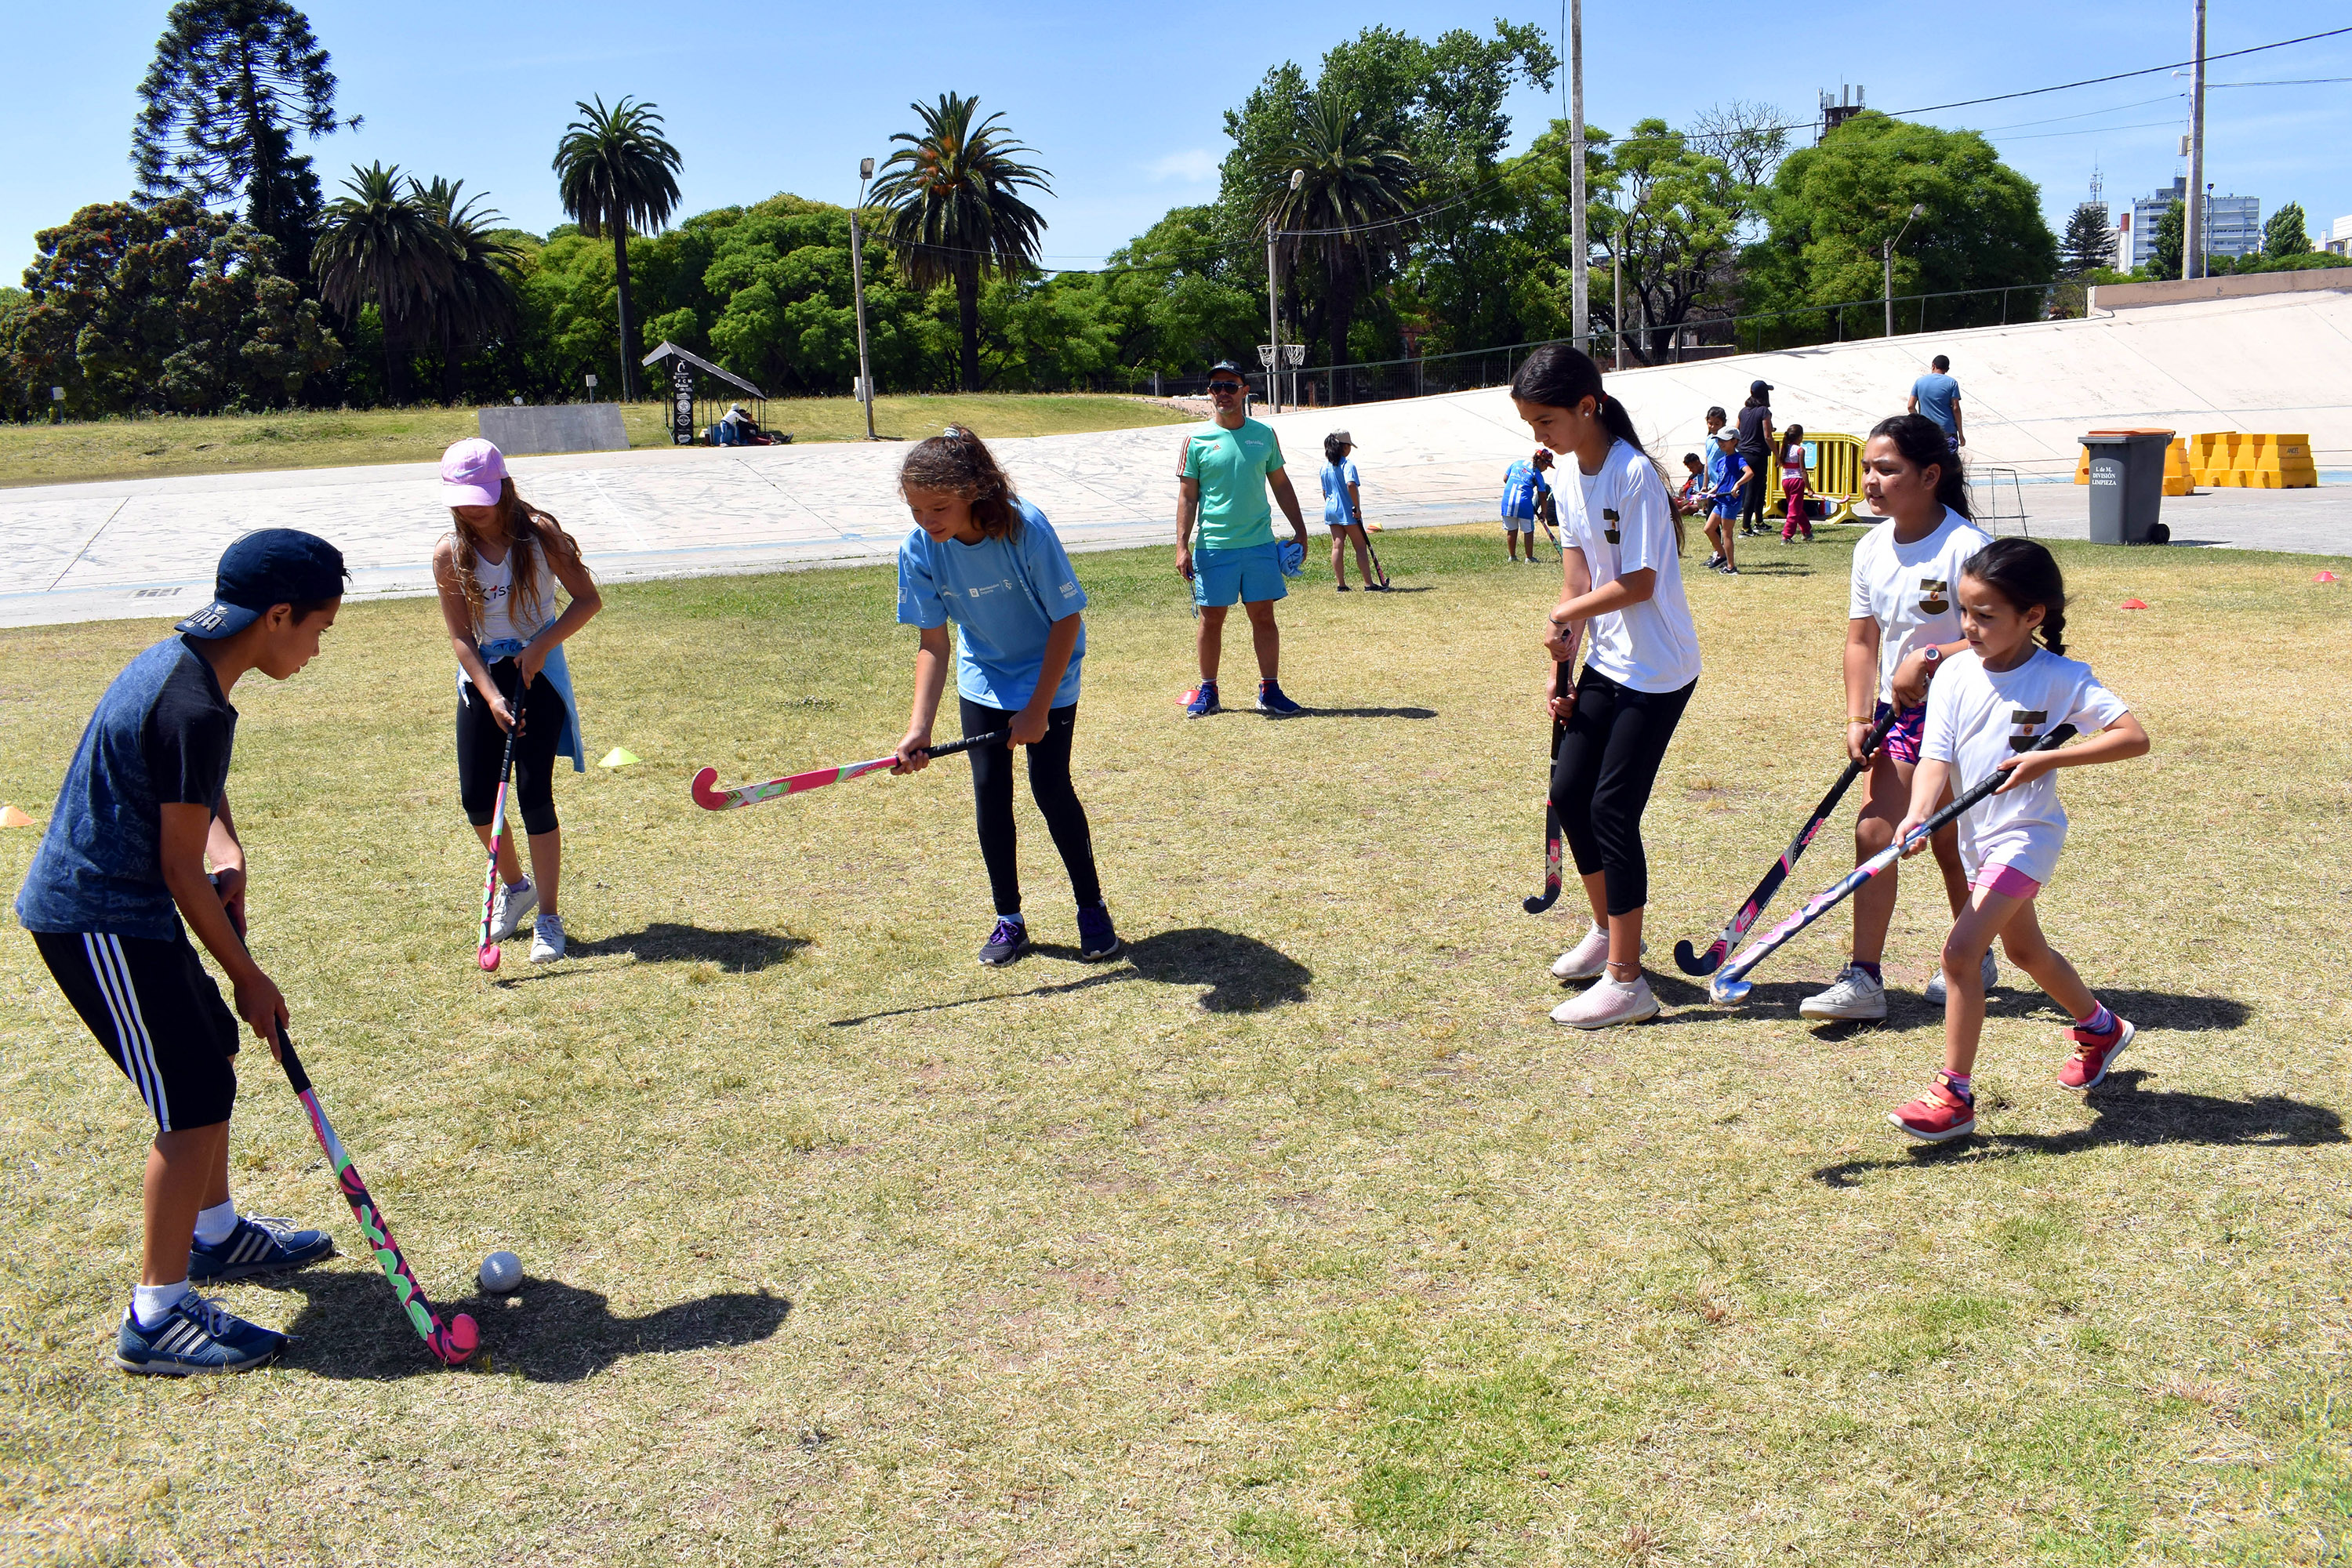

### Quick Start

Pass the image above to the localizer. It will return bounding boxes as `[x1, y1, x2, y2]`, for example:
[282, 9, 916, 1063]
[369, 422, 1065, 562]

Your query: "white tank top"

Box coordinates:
[454, 534, 558, 644]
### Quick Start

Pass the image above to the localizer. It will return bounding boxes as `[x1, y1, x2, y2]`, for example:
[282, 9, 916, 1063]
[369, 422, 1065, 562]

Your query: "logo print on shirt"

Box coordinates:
[1918, 577, 1949, 614]
[2006, 708, 2049, 753]
[1601, 508, 1621, 544]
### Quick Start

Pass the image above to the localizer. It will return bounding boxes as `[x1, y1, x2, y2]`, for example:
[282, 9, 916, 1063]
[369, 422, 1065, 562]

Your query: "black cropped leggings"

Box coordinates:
[960, 696, 1102, 916]
[457, 659, 565, 836]
[1549, 668, 1697, 917]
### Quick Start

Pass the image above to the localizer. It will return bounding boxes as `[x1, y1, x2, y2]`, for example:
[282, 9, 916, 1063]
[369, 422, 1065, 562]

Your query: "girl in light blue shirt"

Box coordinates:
[1316, 432, 1385, 590]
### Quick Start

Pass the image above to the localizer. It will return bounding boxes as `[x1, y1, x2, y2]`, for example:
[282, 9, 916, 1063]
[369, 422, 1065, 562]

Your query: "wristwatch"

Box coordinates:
[1921, 645, 1942, 670]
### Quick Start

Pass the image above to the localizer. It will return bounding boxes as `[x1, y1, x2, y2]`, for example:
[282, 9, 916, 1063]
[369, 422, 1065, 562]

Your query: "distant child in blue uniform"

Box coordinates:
[893, 426, 1120, 969]
[1499, 448, 1554, 564]
[16, 531, 347, 1375]
[1703, 428, 1749, 575]
[1318, 431, 1385, 591]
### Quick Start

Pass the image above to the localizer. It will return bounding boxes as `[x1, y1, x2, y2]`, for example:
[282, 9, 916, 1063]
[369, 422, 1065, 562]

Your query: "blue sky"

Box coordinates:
[5, 2, 2347, 284]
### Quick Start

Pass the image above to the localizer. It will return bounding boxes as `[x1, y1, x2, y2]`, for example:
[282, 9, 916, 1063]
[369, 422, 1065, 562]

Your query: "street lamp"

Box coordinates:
[1883, 202, 1926, 339]
[851, 155, 878, 441]
[1266, 167, 1303, 415]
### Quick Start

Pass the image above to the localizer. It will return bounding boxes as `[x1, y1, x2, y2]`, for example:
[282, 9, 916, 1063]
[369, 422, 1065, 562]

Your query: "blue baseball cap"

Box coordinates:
[176, 529, 348, 639]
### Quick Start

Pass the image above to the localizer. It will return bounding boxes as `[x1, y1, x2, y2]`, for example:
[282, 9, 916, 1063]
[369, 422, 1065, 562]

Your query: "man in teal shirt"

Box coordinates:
[1176, 360, 1310, 717]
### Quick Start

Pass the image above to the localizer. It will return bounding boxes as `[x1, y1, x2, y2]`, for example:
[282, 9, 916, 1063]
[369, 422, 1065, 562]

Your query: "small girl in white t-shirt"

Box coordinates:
[1887, 538, 2149, 1143]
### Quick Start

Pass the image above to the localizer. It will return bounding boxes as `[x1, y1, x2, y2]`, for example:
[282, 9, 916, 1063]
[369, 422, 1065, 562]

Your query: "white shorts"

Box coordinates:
[1502, 514, 1534, 533]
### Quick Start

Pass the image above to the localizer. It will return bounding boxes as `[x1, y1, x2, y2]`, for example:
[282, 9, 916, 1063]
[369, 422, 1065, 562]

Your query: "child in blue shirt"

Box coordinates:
[892, 427, 1119, 968]
[1703, 429, 1749, 575]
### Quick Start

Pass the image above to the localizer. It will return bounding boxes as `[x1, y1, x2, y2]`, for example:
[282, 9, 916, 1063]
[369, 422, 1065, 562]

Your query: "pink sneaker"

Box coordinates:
[2058, 1016, 2135, 1090]
[1889, 1074, 1976, 1142]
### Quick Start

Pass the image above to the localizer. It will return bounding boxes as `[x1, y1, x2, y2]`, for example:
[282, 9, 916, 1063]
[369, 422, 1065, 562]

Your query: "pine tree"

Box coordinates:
[2059, 202, 2113, 278]
[2148, 201, 2185, 281]
[2264, 201, 2310, 259]
[132, 1, 358, 288]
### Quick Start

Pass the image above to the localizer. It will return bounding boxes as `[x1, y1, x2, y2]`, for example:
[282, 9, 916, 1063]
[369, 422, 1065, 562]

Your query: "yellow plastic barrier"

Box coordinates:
[2211, 432, 2317, 488]
[1803, 431, 1867, 523]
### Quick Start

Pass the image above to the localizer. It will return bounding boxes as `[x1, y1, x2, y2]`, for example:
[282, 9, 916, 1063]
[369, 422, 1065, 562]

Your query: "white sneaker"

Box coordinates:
[528, 913, 566, 964]
[1925, 950, 1999, 1004]
[1550, 974, 1660, 1029]
[1550, 925, 1610, 982]
[489, 877, 536, 942]
[1799, 964, 1888, 1022]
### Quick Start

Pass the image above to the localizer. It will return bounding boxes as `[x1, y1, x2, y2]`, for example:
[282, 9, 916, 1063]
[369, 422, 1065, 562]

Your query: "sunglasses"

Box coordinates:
[1207, 381, 1245, 395]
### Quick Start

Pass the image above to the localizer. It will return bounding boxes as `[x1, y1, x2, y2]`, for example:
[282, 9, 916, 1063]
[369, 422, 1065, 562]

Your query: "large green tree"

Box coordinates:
[409, 177, 523, 404]
[873, 93, 1052, 392]
[132, 0, 357, 287]
[10, 198, 340, 416]
[553, 96, 683, 400]
[310, 162, 453, 404]
[2265, 201, 2310, 259]
[1741, 112, 2057, 345]
[1254, 88, 1419, 388]
[2059, 201, 2114, 278]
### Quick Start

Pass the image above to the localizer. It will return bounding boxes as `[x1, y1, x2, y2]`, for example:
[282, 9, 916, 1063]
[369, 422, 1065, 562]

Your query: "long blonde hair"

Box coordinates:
[447, 477, 583, 637]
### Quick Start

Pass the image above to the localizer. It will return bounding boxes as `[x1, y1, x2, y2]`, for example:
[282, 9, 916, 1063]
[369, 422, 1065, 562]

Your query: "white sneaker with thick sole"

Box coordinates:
[529, 913, 566, 964]
[1551, 975, 1660, 1029]
[1799, 964, 1888, 1022]
[489, 877, 536, 942]
[1550, 929, 1647, 982]
[1925, 950, 1999, 1004]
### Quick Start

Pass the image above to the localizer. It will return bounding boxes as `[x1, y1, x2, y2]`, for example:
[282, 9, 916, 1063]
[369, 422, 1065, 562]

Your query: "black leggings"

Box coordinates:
[961, 696, 1102, 916]
[457, 659, 565, 836]
[1740, 459, 1769, 530]
[1549, 668, 1697, 917]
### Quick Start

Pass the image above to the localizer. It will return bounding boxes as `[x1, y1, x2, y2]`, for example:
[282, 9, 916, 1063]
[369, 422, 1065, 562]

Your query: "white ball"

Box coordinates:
[478, 1250, 523, 1293]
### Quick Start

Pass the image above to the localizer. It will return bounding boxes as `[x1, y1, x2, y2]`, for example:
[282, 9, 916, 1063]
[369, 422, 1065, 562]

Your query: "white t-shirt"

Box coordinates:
[448, 532, 559, 644]
[1921, 647, 2130, 884]
[1562, 440, 1701, 694]
[1848, 508, 1995, 704]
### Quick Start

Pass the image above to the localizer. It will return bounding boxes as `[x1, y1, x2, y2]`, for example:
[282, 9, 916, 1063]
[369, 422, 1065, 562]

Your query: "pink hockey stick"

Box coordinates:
[691, 731, 1008, 811]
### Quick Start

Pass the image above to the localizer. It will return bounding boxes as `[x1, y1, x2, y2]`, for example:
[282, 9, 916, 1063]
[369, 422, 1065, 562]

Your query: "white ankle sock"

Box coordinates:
[132, 1279, 191, 1328]
[194, 1200, 239, 1247]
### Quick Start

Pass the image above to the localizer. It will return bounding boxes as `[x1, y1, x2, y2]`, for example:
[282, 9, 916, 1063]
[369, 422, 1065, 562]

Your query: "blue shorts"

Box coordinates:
[1192, 542, 1288, 608]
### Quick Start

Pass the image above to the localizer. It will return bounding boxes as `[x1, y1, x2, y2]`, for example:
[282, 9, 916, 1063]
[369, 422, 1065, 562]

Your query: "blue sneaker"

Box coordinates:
[1076, 904, 1123, 962]
[1256, 680, 1302, 717]
[114, 1294, 285, 1376]
[978, 916, 1030, 967]
[1183, 680, 1220, 718]
[188, 1214, 333, 1283]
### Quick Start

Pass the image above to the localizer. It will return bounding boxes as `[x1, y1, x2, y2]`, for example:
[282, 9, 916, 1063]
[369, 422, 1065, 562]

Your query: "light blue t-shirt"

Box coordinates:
[1911, 372, 1961, 435]
[896, 497, 1088, 710]
[1318, 459, 1360, 524]
[1500, 459, 1552, 519]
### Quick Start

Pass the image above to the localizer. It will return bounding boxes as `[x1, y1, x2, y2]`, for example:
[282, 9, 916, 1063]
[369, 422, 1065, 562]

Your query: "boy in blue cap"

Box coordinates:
[16, 529, 347, 1374]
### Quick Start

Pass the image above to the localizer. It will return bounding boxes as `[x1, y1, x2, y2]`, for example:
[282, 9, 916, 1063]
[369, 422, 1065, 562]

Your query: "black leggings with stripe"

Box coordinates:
[1548, 668, 1697, 917]
[960, 696, 1102, 916]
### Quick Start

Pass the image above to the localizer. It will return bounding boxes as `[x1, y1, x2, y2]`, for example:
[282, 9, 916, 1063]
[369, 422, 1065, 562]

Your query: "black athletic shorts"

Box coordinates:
[31, 928, 241, 1132]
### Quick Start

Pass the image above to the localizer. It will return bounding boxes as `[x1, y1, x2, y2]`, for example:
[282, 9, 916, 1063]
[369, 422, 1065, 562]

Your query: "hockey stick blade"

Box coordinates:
[1673, 709, 1898, 976]
[1710, 724, 2076, 1004]
[692, 730, 1012, 811]
[1524, 662, 1572, 913]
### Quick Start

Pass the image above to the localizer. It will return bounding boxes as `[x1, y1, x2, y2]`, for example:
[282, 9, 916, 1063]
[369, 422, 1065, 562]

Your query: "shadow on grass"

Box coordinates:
[274, 1272, 790, 1381]
[567, 923, 809, 971]
[829, 925, 1310, 1026]
[1294, 705, 1438, 720]
[1811, 1070, 2343, 1188]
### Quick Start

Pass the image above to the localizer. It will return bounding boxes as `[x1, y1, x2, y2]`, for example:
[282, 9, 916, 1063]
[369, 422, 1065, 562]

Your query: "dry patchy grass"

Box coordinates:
[1, 527, 2348, 1566]
[0, 394, 1192, 489]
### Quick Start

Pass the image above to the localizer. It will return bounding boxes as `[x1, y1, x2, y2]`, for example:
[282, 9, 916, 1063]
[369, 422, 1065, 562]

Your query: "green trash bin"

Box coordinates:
[2078, 430, 2172, 545]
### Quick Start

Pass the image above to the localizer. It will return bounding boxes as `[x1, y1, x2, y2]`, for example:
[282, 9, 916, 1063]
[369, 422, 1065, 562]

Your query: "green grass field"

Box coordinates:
[0, 394, 1194, 489]
[2, 526, 2348, 1566]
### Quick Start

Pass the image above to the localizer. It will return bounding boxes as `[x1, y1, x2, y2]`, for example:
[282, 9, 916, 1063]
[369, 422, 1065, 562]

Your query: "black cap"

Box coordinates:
[176, 529, 348, 639]
[1207, 360, 1246, 379]
[1750, 379, 1773, 396]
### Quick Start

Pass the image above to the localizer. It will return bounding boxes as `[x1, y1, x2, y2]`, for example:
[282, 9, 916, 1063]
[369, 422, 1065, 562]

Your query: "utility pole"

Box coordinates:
[1611, 195, 1624, 371]
[1569, 0, 1588, 354]
[1884, 203, 1926, 339]
[851, 157, 877, 440]
[2183, 0, 2206, 279]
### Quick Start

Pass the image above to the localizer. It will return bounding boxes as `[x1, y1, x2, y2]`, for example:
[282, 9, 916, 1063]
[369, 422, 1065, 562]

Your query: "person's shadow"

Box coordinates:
[271, 1272, 790, 1381]
[829, 926, 1311, 1026]
[1294, 705, 1438, 720]
[506, 924, 808, 977]
[1812, 1069, 2342, 1187]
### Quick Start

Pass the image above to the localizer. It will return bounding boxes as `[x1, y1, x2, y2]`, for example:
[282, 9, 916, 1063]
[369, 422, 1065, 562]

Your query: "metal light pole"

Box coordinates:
[1883, 202, 1926, 339]
[1569, 0, 1588, 354]
[1611, 191, 1625, 371]
[2184, 0, 2206, 280]
[851, 156, 878, 440]
[1266, 168, 1302, 416]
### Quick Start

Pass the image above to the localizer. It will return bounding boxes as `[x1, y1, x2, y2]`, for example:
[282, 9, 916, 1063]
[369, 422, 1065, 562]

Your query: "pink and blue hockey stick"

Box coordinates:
[691, 731, 1010, 811]
[1710, 724, 2076, 1005]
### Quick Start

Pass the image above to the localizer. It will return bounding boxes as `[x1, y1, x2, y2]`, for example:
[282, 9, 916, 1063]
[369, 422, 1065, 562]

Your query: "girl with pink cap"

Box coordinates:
[433, 438, 602, 964]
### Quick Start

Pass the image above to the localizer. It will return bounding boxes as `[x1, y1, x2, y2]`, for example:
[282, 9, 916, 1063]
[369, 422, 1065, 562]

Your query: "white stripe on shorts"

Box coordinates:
[84, 934, 172, 1132]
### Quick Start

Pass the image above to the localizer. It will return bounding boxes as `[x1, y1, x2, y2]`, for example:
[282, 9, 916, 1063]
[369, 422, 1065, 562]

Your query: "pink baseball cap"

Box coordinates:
[441, 437, 507, 506]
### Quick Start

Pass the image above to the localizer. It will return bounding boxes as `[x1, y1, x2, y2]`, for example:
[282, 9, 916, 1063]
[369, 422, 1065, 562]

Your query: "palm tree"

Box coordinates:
[410, 177, 523, 403]
[551, 96, 681, 400]
[872, 93, 1051, 391]
[311, 161, 454, 404]
[1259, 90, 1417, 394]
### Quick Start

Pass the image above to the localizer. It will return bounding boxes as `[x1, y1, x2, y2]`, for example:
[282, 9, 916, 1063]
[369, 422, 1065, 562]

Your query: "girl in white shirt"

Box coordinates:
[1887, 539, 2148, 1142]
[1513, 344, 1702, 1030]
[1802, 415, 1995, 1025]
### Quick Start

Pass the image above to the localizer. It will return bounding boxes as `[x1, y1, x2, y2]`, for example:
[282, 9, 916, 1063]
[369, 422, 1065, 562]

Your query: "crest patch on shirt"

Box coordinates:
[1919, 577, 1949, 614]
[2006, 707, 2049, 752]
[1602, 507, 1621, 544]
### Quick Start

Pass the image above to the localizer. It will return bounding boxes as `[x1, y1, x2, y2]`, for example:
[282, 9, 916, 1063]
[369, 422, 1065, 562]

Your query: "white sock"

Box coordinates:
[132, 1279, 191, 1328]
[1002, 912, 1025, 927]
[506, 877, 530, 891]
[194, 1200, 239, 1247]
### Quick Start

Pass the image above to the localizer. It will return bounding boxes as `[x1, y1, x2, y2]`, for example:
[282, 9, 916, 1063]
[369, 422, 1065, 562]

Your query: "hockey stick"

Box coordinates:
[691, 730, 1011, 811]
[1673, 707, 1899, 975]
[1523, 661, 1574, 913]
[1360, 521, 1392, 588]
[1710, 724, 2077, 1004]
[474, 691, 525, 972]
[215, 889, 477, 1367]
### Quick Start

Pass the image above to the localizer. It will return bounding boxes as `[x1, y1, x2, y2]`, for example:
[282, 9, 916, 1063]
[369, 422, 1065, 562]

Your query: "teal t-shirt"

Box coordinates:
[1181, 419, 1285, 551]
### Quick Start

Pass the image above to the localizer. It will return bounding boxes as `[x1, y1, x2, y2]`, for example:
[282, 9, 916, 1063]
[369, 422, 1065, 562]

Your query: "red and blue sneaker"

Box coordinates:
[188, 1214, 333, 1283]
[1255, 680, 1301, 717]
[1888, 1073, 1976, 1142]
[1183, 680, 1220, 719]
[2058, 1014, 2135, 1090]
